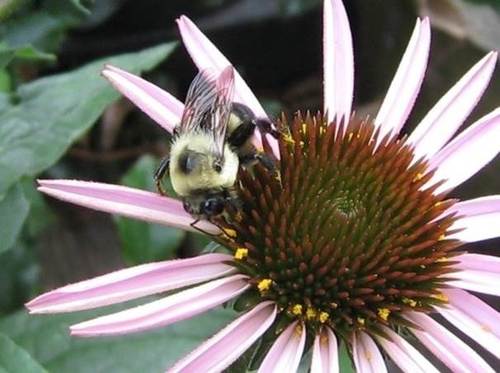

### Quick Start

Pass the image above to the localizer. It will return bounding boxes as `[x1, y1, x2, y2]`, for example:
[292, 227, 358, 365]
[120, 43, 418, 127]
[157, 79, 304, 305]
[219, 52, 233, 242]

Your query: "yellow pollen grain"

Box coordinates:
[223, 228, 237, 238]
[306, 307, 317, 320]
[234, 248, 248, 260]
[413, 173, 424, 182]
[319, 126, 326, 135]
[432, 293, 449, 302]
[438, 234, 446, 241]
[291, 304, 303, 315]
[434, 201, 443, 207]
[357, 317, 365, 326]
[283, 133, 295, 144]
[402, 297, 417, 307]
[319, 312, 330, 323]
[330, 302, 338, 309]
[436, 257, 448, 263]
[257, 279, 272, 293]
[348, 132, 354, 142]
[301, 122, 307, 134]
[377, 308, 391, 321]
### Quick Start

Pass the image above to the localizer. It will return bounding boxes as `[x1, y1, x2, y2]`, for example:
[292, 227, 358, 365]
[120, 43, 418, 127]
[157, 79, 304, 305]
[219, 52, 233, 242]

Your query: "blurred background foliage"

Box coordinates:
[0, 0, 498, 372]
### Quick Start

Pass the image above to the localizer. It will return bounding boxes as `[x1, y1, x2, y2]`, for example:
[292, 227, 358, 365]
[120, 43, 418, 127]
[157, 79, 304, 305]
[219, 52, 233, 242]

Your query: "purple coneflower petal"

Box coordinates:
[427, 107, 500, 194]
[446, 195, 500, 242]
[323, 0, 354, 125]
[375, 326, 438, 373]
[102, 64, 183, 133]
[436, 288, 500, 359]
[258, 321, 306, 373]
[375, 18, 430, 141]
[70, 274, 249, 337]
[447, 253, 500, 296]
[176, 15, 280, 157]
[352, 331, 387, 373]
[168, 301, 277, 373]
[311, 326, 338, 373]
[409, 52, 498, 160]
[405, 312, 494, 372]
[37, 179, 218, 234]
[26, 254, 233, 313]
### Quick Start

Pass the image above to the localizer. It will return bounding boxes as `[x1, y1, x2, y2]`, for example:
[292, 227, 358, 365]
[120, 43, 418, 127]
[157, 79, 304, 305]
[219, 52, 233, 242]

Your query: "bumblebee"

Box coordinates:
[154, 66, 275, 220]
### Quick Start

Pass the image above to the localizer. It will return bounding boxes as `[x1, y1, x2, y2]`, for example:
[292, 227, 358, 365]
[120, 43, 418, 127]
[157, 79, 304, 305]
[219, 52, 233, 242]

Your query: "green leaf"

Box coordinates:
[0, 333, 47, 373]
[0, 42, 176, 198]
[339, 339, 355, 373]
[0, 183, 29, 253]
[116, 155, 185, 264]
[0, 42, 56, 69]
[0, 303, 236, 373]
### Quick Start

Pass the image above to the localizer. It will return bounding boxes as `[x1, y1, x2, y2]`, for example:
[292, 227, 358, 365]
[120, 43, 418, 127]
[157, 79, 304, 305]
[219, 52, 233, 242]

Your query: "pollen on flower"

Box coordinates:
[377, 308, 391, 321]
[438, 234, 446, 241]
[319, 312, 330, 323]
[306, 307, 317, 320]
[402, 297, 417, 307]
[357, 317, 366, 326]
[257, 279, 272, 293]
[413, 173, 424, 182]
[234, 247, 248, 260]
[291, 304, 303, 315]
[223, 228, 237, 238]
[432, 293, 449, 302]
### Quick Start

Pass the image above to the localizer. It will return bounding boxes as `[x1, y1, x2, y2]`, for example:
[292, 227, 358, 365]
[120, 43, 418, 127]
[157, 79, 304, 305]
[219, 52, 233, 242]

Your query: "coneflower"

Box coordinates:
[27, 0, 499, 371]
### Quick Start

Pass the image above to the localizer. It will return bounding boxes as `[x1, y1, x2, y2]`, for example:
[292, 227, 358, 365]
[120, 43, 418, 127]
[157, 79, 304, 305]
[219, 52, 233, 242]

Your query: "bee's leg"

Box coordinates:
[154, 157, 170, 196]
[254, 118, 279, 139]
[227, 120, 256, 148]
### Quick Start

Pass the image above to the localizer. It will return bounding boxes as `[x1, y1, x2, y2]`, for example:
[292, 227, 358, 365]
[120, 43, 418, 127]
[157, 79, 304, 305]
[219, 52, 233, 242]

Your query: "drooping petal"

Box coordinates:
[405, 311, 494, 373]
[70, 275, 249, 336]
[427, 107, 500, 194]
[311, 326, 339, 373]
[102, 64, 183, 133]
[352, 331, 387, 373]
[323, 0, 354, 125]
[375, 18, 430, 140]
[176, 15, 280, 156]
[375, 326, 439, 373]
[446, 195, 500, 242]
[258, 321, 306, 373]
[436, 288, 500, 359]
[446, 253, 500, 296]
[26, 254, 234, 313]
[168, 302, 277, 373]
[37, 179, 218, 234]
[409, 52, 498, 160]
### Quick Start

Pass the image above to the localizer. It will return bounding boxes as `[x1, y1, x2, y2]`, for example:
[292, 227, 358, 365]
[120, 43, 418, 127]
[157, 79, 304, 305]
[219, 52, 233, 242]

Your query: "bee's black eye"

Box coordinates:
[213, 160, 223, 173]
[202, 198, 224, 216]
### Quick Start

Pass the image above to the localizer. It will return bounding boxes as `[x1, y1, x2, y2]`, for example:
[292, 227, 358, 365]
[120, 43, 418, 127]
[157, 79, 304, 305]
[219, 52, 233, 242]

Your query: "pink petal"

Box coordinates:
[427, 107, 500, 194]
[102, 64, 183, 133]
[311, 327, 339, 373]
[168, 301, 277, 373]
[37, 179, 218, 234]
[446, 195, 500, 242]
[70, 274, 249, 336]
[352, 331, 387, 373]
[258, 321, 306, 373]
[375, 326, 439, 373]
[323, 0, 354, 125]
[436, 288, 500, 359]
[26, 254, 234, 313]
[409, 52, 498, 160]
[405, 311, 494, 372]
[375, 18, 430, 140]
[447, 253, 500, 296]
[176, 16, 280, 156]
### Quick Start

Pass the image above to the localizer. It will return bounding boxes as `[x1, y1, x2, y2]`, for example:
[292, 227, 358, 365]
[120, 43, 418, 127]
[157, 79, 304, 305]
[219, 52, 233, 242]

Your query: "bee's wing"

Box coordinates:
[210, 66, 235, 158]
[179, 68, 219, 134]
[179, 67, 235, 160]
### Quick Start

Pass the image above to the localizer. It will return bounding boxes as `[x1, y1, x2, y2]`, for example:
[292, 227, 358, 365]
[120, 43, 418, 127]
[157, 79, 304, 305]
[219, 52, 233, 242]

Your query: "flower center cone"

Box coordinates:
[215, 112, 462, 338]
